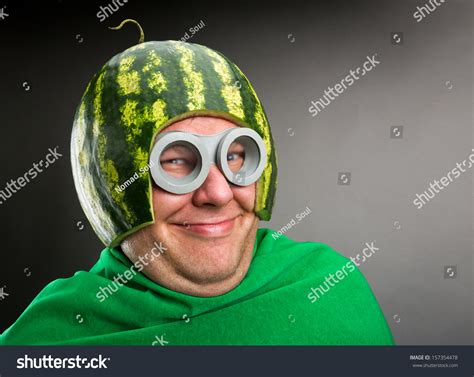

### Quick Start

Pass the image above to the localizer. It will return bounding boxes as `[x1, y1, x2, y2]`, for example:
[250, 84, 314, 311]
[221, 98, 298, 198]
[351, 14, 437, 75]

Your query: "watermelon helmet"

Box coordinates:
[71, 37, 278, 247]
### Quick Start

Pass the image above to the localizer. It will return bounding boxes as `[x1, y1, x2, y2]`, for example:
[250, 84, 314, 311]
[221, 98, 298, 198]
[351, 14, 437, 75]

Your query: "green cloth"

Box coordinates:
[0, 228, 394, 345]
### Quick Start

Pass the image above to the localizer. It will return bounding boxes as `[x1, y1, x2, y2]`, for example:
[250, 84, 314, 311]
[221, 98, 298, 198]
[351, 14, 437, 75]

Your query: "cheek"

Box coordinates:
[151, 183, 257, 216]
[152, 186, 190, 220]
[232, 183, 256, 212]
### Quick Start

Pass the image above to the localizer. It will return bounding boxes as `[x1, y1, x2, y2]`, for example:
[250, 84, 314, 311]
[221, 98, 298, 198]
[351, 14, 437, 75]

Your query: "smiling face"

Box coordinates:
[121, 116, 259, 297]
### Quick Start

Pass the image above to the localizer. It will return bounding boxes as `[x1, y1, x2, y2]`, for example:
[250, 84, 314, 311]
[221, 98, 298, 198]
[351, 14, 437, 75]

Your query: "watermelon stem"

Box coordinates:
[109, 19, 145, 44]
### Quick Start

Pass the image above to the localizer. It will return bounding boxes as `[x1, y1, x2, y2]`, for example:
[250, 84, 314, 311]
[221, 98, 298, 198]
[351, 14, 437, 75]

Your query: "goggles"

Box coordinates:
[149, 128, 267, 194]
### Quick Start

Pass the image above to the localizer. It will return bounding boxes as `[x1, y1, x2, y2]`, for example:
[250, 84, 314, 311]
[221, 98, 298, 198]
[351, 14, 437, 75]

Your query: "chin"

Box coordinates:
[187, 266, 240, 286]
[178, 245, 244, 283]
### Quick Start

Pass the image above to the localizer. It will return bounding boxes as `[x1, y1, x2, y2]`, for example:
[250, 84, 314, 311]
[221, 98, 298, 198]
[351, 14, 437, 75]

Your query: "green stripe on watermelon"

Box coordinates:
[205, 47, 245, 120]
[172, 42, 206, 111]
[186, 43, 228, 111]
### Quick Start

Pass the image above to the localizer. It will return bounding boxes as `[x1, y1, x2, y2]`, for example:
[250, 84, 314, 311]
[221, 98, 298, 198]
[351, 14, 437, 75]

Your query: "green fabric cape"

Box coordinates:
[0, 228, 394, 345]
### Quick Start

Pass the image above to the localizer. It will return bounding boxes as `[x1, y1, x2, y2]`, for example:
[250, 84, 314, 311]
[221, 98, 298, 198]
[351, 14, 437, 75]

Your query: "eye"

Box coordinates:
[161, 158, 187, 165]
[227, 152, 245, 161]
[160, 144, 198, 178]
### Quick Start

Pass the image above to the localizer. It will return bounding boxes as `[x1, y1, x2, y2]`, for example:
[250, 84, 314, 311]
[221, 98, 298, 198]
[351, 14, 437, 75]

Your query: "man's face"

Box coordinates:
[121, 116, 259, 297]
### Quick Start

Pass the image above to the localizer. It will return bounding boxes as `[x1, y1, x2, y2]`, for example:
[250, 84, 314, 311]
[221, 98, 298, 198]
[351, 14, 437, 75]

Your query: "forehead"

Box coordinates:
[161, 116, 239, 135]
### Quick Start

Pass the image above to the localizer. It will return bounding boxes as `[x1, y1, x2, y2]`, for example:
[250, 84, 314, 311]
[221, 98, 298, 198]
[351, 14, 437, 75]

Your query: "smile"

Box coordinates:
[172, 217, 237, 237]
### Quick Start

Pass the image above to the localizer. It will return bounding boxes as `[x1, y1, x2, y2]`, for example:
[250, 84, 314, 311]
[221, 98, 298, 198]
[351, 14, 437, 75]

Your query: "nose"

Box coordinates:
[192, 164, 234, 207]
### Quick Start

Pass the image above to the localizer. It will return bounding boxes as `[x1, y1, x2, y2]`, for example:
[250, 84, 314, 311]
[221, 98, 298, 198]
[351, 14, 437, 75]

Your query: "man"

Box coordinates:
[0, 36, 394, 345]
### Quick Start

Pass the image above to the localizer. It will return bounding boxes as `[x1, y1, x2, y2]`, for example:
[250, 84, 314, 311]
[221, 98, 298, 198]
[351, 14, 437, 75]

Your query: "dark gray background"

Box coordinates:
[0, 0, 471, 345]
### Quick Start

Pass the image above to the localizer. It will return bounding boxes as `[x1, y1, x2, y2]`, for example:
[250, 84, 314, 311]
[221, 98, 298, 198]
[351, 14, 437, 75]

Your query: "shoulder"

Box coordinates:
[255, 227, 355, 273]
[0, 266, 107, 345]
[254, 227, 370, 294]
[257, 228, 377, 299]
[255, 228, 395, 344]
